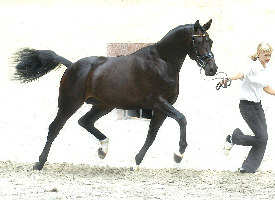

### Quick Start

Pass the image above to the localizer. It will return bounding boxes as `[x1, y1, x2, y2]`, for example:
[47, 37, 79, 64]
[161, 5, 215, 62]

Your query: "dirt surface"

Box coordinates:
[1, 161, 275, 200]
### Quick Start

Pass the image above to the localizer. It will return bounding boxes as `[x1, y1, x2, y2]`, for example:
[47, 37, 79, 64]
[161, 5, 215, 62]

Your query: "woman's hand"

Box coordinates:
[264, 86, 275, 96]
[220, 79, 229, 85]
[220, 73, 244, 84]
[217, 78, 231, 90]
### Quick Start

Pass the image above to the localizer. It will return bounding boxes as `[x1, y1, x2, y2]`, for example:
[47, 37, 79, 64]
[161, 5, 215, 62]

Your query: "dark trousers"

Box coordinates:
[232, 100, 268, 173]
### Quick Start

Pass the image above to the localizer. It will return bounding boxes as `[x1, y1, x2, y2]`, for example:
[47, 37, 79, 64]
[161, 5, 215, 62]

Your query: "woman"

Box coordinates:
[223, 42, 275, 173]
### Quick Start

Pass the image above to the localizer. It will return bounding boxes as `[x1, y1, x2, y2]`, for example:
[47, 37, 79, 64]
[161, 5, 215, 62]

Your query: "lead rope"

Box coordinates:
[199, 68, 231, 90]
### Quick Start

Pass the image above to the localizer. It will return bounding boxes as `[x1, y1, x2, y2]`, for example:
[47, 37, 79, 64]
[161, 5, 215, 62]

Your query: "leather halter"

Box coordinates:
[192, 33, 214, 69]
[192, 32, 231, 90]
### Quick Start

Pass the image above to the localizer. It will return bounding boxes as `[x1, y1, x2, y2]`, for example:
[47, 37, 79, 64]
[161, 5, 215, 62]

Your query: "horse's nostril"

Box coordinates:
[208, 67, 217, 76]
[211, 67, 217, 73]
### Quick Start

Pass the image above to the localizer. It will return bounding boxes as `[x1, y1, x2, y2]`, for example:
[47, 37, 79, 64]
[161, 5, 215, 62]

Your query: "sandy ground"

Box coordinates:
[1, 0, 275, 199]
[1, 161, 275, 200]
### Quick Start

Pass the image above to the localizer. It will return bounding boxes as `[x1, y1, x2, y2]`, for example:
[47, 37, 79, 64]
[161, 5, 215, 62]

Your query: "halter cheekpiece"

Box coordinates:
[192, 31, 231, 90]
[192, 33, 214, 69]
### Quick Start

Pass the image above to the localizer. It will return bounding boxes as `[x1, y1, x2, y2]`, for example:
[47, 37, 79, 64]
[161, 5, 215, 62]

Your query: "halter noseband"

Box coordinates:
[192, 33, 214, 69]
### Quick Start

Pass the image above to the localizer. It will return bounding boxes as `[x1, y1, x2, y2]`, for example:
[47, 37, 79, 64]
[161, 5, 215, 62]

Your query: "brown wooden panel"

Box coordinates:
[107, 43, 153, 57]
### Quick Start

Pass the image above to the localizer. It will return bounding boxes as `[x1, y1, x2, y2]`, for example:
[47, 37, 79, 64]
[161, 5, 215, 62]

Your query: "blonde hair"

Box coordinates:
[250, 42, 273, 61]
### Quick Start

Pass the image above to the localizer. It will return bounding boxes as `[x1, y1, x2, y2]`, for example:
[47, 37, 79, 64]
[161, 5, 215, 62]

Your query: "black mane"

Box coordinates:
[158, 24, 194, 43]
[155, 24, 194, 68]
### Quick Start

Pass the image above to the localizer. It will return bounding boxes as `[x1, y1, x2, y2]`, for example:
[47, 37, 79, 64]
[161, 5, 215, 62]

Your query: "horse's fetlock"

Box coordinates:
[135, 154, 143, 166]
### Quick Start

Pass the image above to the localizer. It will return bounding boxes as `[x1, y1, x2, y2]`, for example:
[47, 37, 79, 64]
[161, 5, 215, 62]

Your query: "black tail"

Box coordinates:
[11, 48, 73, 83]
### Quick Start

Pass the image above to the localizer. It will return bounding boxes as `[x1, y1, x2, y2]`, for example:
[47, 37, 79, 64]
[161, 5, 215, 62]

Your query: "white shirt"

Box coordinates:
[240, 60, 270, 103]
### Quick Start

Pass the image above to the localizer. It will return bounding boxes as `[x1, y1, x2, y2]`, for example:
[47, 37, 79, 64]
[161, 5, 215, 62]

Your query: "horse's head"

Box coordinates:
[188, 19, 217, 76]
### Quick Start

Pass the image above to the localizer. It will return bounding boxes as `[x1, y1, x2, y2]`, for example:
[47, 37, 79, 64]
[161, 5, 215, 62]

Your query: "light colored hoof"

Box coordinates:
[130, 165, 140, 171]
[98, 148, 107, 159]
[173, 152, 184, 163]
[224, 149, 230, 156]
[223, 141, 233, 156]
[98, 138, 109, 159]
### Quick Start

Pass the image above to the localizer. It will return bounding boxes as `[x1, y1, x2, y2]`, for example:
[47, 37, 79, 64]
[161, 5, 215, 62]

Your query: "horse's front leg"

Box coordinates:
[153, 96, 187, 163]
[134, 112, 166, 169]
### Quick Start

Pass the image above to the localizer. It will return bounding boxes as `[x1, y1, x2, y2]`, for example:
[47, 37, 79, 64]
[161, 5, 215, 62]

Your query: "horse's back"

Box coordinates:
[62, 56, 107, 80]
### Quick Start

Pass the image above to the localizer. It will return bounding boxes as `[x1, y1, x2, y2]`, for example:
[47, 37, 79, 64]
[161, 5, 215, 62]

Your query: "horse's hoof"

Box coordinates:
[33, 162, 43, 170]
[173, 153, 184, 163]
[98, 148, 107, 159]
[130, 165, 140, 171]
[98, 138, 109, 159]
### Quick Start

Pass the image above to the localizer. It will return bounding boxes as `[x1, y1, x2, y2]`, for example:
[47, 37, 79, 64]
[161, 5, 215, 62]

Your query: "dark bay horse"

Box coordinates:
[12, 20, 217, 170]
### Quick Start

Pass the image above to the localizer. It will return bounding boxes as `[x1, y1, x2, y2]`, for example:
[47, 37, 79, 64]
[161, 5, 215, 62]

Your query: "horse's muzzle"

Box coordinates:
[204, 59, 217, 76]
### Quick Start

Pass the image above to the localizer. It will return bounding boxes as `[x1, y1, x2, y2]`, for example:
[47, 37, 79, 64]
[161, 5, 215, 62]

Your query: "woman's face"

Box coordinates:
[258, 52, 272, 66]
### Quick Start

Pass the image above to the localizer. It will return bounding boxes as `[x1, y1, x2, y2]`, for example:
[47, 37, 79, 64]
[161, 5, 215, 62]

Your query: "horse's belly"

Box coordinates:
[96, 88, 148, 109]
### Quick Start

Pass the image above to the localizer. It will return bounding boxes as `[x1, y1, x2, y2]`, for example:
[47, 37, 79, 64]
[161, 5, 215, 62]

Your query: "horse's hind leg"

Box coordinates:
[33, 91, 84, 170]
[135, 111, 167, 168]
[78, 105, 113, 159]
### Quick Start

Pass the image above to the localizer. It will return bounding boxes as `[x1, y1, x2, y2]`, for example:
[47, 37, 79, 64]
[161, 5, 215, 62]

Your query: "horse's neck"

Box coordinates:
[155, 43, 187, 74]
[155, 27, 191, 74]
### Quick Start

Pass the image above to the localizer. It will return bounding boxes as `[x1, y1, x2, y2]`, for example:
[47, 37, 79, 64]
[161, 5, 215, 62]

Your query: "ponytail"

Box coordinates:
[250, 53, 258, 61]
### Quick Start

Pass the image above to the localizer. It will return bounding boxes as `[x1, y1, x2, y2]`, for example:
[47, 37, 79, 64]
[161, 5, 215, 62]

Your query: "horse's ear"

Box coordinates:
[203, 19, 212, 31]
[194, 20, 200, 31]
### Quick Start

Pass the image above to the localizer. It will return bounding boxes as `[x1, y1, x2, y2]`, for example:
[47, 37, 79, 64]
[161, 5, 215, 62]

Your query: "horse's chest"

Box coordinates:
[160, 76, 179, 101]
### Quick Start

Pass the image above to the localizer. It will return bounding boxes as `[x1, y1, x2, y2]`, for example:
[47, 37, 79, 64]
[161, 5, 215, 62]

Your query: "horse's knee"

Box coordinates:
[178, 114, 187, 126]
